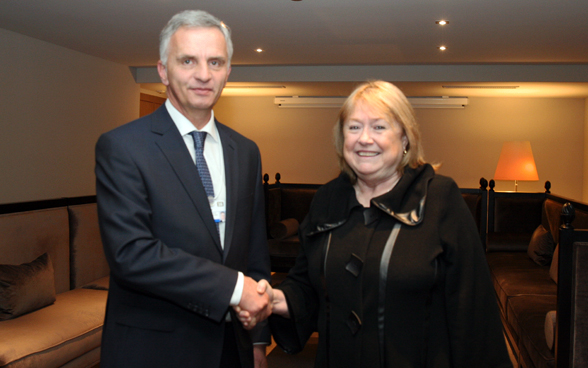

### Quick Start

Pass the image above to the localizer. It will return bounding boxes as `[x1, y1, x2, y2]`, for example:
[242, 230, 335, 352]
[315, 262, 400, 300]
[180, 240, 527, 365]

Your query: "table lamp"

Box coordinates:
[493, 141, 539, 191]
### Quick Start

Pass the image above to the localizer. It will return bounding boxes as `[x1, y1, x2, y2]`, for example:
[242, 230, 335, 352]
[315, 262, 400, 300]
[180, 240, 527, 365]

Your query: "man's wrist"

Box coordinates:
[229, 271, 244, 306]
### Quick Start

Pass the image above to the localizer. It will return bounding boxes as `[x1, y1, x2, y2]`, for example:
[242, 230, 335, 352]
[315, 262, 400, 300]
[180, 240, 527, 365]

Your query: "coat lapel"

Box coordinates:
[217, 122, 238, 262]
[150, 106, 223, 253]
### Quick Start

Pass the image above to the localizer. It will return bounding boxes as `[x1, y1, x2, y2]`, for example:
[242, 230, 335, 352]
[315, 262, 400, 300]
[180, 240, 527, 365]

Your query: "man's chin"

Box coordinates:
[187, 99, 215, 111]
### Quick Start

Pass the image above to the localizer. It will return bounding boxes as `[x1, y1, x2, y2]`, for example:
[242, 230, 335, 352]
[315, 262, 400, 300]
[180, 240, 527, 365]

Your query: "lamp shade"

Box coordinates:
[494, 141, 539, 181]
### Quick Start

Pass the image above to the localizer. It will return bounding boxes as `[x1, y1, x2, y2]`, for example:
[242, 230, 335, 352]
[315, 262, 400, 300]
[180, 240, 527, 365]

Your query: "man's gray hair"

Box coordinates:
[159, 10, 233, 67]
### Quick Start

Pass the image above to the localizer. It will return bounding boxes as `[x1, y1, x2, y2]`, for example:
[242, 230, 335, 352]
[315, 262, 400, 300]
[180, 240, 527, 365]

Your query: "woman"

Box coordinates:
[241, 81, 512, 368]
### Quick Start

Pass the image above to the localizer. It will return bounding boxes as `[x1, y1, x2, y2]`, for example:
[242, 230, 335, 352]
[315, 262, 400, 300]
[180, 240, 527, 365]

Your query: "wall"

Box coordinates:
[416, 97, 584, 197]
[0, 29, 139, 204]
[214, 96, 341, 184]
[215, 95, 586, 201]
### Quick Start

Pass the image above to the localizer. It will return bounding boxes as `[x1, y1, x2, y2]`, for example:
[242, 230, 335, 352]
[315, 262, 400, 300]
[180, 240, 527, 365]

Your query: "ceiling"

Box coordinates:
[2, 0, 588, 98]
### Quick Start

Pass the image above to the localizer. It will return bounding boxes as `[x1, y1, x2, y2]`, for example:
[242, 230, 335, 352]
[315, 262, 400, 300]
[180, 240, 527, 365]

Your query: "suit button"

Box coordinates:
[346, 311, 362, 335]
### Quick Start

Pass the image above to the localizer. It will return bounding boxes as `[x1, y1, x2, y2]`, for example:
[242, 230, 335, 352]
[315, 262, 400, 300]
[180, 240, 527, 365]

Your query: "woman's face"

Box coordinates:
[343, 101, 408, 185]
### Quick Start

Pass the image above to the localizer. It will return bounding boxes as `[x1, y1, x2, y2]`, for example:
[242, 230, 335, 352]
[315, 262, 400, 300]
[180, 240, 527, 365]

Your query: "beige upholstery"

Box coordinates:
[0, 288, 107, 368]
[68, 204, 109, 289]
[0, 208, 70, 293]
[0, 202, 109, 368]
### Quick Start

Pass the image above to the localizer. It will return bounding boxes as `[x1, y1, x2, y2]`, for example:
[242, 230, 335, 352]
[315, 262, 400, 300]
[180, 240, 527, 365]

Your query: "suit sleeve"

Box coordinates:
[245, 153, 272, 284]
[95, 131, 238, 322]
[244, 151, 273, 344]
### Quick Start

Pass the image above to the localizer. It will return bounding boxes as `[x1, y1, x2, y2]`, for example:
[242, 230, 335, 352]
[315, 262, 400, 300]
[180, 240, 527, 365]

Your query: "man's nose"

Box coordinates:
[194, 64, 212, 82]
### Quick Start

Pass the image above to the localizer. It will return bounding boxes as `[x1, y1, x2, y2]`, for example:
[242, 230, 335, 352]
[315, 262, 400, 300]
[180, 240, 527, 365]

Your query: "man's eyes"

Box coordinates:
[179, 59, 224, 67]
[210, 60, 225, 68]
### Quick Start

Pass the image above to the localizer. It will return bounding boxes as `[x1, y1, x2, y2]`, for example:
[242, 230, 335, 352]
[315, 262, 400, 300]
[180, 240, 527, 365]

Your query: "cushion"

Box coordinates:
[269, 218, 299, 240]
[544, 310, 557, 350]
[550, 244, 559, 284]
[68, 203, 110, 289]
[527, 224, 556, 266]
[0, 253, 56, 320]
[82, 276, 110, 290]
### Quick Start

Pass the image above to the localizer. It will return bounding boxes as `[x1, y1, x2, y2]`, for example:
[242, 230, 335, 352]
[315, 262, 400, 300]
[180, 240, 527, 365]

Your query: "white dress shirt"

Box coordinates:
[165, 100, 243, 306]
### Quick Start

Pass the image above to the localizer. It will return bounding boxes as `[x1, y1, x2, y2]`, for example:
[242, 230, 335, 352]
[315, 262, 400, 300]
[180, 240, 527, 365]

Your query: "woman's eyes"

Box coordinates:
[346, 122, 388, 131]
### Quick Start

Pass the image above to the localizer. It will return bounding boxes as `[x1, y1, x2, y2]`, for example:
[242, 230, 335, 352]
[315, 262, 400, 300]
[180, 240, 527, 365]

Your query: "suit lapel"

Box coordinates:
[151, 106, 223, 253]
[217, 122, 238, 262]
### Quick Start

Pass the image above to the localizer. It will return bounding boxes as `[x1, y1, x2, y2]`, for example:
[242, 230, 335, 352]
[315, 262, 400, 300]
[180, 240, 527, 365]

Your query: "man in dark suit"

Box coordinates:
[95, 10, 272, 368]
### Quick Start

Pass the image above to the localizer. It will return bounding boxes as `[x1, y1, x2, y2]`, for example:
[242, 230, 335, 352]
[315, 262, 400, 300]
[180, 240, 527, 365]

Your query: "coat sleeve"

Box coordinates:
[268, 218, 321, 354]
[439, 180, 513, 368]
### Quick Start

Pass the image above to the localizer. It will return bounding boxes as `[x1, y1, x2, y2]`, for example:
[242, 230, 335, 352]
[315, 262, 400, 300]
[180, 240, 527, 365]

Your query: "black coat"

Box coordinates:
[270, 165, 512, 368]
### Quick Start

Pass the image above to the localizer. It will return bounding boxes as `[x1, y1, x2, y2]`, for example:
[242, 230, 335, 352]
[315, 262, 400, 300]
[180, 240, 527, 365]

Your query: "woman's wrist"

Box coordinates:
[272, 289, 290, 318]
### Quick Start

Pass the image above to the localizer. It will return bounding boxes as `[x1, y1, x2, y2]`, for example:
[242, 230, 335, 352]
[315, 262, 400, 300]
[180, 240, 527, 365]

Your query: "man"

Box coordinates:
[95, 10, 271, 368]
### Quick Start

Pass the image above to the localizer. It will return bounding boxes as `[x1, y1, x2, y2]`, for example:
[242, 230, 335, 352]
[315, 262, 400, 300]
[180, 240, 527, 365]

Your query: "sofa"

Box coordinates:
[0, 197, 109, 368]
[485, 181, 588, 368]
[556, 206, 588, 368]
[263, 174, 322, 273]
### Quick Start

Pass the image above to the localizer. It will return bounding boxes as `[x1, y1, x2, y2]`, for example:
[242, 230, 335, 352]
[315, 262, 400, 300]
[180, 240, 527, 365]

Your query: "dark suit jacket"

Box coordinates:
[95, 105, 270, 368]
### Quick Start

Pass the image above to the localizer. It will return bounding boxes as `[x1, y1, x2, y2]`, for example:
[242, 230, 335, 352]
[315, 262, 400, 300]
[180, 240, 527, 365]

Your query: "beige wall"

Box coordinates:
[215, 95, 586, 202]
[215, 97, 341, 184]
[417, 97, 584, 198]
[0, 29, 139, 204]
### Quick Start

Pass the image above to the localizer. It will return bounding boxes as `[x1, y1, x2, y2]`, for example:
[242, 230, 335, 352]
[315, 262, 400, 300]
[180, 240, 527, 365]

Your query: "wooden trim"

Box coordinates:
[140, 93, 166, 104]
[0, 195, 97, 215]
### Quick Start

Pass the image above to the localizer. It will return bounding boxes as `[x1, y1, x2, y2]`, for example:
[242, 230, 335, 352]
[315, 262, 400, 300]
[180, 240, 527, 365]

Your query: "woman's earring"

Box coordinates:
[403, 149, 408, 156]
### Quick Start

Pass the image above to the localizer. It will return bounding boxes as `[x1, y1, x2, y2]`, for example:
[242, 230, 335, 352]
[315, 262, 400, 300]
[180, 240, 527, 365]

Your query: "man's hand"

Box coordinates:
[235, 276, 272, 330]
[235, 279, 291, 329]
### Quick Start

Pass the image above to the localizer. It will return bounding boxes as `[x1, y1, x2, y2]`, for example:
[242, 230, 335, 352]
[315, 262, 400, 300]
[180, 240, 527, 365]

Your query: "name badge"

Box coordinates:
[211, 200, 226, 223]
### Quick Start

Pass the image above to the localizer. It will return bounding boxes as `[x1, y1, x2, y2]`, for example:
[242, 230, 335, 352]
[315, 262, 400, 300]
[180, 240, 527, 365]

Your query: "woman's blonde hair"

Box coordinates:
[333, 80, 426, 183]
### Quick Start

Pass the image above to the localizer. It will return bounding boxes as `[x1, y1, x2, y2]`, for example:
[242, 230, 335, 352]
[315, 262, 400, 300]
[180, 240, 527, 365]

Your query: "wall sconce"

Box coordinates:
[493, 141, 539, 191]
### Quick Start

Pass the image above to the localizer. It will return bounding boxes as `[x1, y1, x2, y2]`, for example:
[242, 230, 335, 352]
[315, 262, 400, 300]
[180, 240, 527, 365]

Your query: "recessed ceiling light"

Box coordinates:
[438, 46, 447, 51]
[436, 20, 449, 25]
[256, 48, 263, 53]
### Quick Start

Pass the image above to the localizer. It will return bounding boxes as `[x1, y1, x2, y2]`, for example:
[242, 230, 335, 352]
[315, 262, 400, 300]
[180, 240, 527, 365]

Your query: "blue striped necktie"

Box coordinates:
[190, 131, 214, 201]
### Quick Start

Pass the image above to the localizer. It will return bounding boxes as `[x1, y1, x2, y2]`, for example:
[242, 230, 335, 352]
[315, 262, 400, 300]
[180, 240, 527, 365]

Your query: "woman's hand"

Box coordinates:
[234, 279, 290, 329]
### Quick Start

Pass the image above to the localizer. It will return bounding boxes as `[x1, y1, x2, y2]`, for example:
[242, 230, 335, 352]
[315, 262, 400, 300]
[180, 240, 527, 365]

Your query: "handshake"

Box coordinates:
[233, 277, 289, 330]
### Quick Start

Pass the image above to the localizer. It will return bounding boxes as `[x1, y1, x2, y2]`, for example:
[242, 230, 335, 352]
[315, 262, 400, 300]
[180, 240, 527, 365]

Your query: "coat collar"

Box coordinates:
[306, 164, 435, 236]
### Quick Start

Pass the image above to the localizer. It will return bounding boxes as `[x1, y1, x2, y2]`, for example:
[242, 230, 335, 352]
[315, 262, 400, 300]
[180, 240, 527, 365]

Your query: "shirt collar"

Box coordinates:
[165, 100, 220, 143]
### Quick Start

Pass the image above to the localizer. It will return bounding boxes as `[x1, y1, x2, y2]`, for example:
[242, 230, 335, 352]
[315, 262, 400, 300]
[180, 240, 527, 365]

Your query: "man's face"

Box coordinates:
[158, 26, 231, 123]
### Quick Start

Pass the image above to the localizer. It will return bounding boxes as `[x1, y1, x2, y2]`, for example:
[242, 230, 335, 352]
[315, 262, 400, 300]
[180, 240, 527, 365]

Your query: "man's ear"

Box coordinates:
[157, 60, 169, 86]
